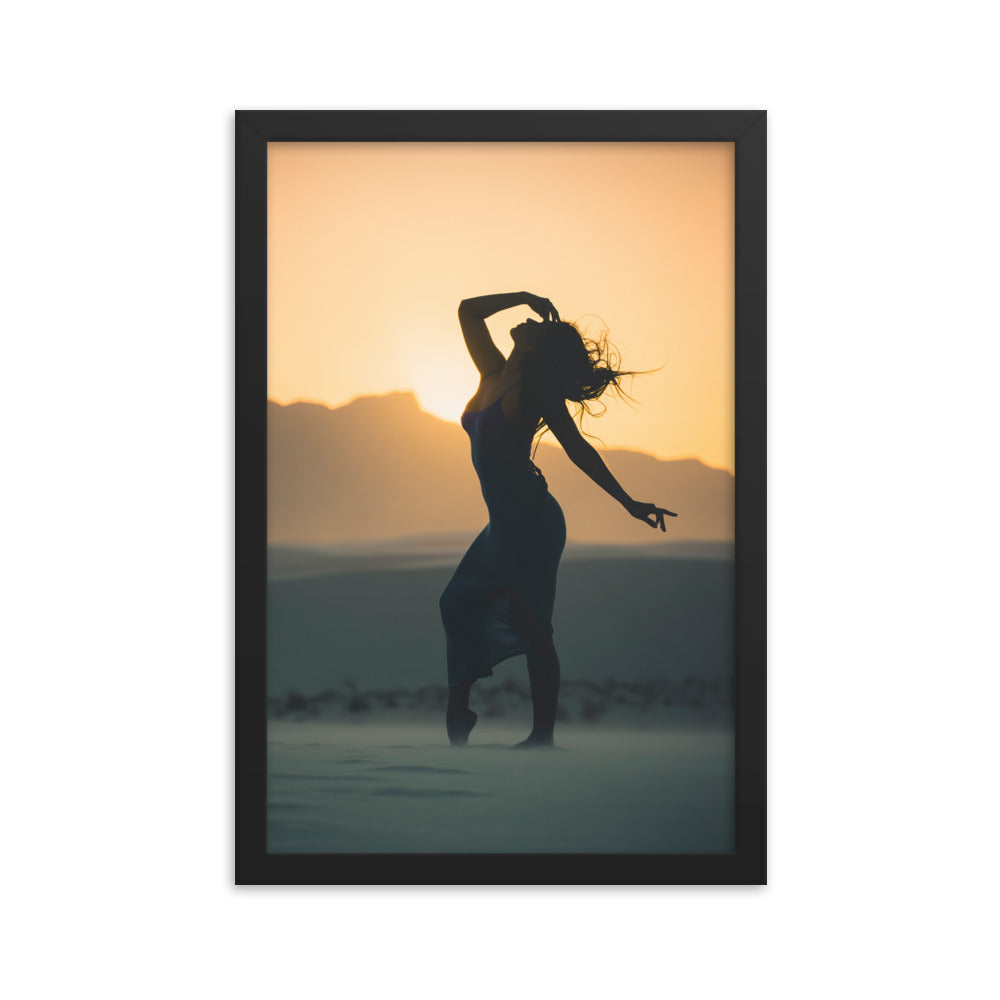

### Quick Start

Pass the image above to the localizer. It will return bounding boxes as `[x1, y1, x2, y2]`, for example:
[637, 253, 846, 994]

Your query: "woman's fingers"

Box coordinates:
[634, 501, 676, 530]
[640, 507, 675, 530]
[526, 294, 559, 322]
[529, 295, 546, 313]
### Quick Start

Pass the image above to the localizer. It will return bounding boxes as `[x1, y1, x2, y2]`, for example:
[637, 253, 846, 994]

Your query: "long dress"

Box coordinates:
[439, 384, 567, 687]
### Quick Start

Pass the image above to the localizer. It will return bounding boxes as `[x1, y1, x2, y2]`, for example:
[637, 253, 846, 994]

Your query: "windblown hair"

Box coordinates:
[521, 319, 643, 451]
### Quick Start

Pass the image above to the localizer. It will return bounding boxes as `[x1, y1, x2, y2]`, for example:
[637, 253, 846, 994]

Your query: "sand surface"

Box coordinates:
[268, 720, 734, 855]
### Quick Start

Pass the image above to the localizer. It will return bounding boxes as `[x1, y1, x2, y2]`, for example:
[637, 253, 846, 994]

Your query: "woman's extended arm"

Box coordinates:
[544, 401, 678, 531]
[458, 292, 559, 376]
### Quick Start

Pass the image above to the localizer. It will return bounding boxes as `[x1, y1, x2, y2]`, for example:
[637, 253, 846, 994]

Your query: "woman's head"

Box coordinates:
[516, 318, 634, 410]
[510, 317, 545, 349]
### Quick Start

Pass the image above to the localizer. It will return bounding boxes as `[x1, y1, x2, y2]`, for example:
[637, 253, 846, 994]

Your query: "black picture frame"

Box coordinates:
[236, 110, 766, 885]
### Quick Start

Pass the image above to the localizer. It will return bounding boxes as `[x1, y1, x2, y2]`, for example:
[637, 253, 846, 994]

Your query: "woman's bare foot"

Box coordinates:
[447, 708, 478, 747]
[512, 732, 555, 748]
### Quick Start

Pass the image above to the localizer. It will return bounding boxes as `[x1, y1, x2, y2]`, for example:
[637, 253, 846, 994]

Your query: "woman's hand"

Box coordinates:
[523, 292, 560, 322]
[627, 499, 678, 532]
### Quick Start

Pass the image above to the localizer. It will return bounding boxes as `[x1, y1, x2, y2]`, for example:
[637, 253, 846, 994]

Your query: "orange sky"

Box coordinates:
[268, 142, 734, 472]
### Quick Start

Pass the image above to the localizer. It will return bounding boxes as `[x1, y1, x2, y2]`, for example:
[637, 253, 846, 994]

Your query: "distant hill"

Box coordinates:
[267, 392, 734, 545]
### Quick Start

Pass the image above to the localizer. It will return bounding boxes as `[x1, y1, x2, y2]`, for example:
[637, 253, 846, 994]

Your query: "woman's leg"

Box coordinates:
[521, 647, 560, 746]
[446, 682, 477, 746]
[440, 576, 479, 746]
[508, 591, 561, 747]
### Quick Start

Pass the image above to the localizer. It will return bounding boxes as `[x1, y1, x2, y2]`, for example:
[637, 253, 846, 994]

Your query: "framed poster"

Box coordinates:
[236, 111, 765, 884]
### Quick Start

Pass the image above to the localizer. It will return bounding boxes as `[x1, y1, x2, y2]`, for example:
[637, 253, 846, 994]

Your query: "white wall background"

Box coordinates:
[2, 2, 997, 998]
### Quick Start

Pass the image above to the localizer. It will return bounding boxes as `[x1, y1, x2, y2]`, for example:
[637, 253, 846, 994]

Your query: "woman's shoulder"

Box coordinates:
[466, 370, 514, 408]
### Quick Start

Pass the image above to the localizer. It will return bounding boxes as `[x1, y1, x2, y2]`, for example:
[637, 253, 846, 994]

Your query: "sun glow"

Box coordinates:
[406, 354, 479, 424]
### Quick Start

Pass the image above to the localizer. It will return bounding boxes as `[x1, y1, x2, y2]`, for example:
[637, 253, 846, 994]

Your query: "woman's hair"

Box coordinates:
[521, 319, 643, 451]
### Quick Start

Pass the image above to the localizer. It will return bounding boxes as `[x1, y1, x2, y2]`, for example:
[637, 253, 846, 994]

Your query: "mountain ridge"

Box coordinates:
[271, 391, 732, 472]
[267, 392, 734, 545]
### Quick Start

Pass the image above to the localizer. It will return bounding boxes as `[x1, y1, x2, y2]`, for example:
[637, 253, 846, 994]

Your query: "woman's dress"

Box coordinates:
[439, 386, 566, 687]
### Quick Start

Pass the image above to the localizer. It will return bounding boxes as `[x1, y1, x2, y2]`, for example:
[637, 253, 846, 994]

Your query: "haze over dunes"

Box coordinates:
[267, 392, 734, 546]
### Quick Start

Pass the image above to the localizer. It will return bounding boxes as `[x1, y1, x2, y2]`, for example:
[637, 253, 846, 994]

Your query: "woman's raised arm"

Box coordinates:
[458, 292, 559, 376]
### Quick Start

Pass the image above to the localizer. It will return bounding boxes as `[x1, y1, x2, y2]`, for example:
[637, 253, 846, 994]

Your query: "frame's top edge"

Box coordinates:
[234, 110, 765, 143]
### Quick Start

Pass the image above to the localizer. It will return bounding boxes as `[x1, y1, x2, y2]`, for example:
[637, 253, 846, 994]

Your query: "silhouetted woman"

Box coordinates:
[440, 291, 676, 747]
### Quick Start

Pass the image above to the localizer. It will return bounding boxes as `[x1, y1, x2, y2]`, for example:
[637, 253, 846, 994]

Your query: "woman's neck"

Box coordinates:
[504, 344, 534, 377]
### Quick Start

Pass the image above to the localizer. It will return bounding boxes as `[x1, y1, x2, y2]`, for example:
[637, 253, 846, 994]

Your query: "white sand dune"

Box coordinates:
[268, 720, 735, 855]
